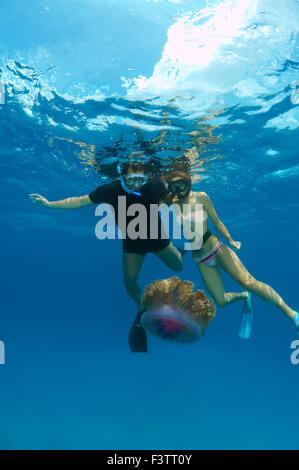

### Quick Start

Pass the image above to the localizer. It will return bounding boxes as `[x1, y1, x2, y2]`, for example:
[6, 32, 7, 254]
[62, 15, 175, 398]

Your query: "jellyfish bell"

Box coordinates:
[141, 276, 215, 344]
[141, 305, 205, 343]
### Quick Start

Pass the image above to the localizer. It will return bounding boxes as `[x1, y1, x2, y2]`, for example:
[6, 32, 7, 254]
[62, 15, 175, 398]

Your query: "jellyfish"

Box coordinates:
[140, 276, 216, 343]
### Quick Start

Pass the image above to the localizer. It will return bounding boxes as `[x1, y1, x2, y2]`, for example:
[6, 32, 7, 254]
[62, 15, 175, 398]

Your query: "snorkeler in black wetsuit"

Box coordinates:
[30, 156, 183, 352]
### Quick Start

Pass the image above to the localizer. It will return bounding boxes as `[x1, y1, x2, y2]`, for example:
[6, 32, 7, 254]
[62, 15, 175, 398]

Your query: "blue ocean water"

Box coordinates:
[0, 0, 298, 450]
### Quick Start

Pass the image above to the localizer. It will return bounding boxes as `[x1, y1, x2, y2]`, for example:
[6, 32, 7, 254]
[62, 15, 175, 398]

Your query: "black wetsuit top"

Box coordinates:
[89, 180, 170, 255]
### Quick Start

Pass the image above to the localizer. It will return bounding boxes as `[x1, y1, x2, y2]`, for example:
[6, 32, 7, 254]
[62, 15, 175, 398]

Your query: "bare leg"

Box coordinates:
[215, 244, 295, 319]
[123, 252, 145, 310]
[194, 259, 248, 307]
[155, 242, 183, 271]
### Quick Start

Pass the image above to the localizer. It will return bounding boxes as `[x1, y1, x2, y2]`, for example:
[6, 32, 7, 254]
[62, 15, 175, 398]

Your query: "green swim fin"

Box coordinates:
[128, 309, 148, 353]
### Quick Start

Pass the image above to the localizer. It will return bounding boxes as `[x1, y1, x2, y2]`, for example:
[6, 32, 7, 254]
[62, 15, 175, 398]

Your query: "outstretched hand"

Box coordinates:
[230, 240, 241, 251]
[29, 193, 51, 207]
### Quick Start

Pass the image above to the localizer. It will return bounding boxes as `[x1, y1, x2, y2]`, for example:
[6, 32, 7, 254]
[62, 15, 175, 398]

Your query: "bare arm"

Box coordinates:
[29, 193, 93, 209]
[200, 192, 241, 250]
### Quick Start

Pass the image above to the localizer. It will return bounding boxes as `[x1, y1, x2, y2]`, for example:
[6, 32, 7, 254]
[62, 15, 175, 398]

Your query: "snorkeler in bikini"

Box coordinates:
[162, 157, 299, 337]
[29, 155, 184, 353]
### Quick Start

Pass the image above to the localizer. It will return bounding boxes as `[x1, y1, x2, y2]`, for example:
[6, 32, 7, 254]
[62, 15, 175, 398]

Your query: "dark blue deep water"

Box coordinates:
[0, 0, 298, 450]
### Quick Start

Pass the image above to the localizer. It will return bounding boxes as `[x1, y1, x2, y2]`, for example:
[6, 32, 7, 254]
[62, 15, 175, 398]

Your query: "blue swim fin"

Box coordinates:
[239, 292, 253, 339]
[291, 311, 299, 334]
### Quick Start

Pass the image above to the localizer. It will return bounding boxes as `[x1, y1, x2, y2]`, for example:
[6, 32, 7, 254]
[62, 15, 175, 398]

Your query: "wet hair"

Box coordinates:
[95, 161, 118, 179]
[163, 155, 191, 182]
[164, 170, 190, 183]
[120, 156, 162, 182]
[91, 149, 160, 179]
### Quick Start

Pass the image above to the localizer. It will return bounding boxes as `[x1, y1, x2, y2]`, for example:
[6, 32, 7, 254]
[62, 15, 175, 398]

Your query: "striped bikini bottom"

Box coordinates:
[193, 240, 223, 268]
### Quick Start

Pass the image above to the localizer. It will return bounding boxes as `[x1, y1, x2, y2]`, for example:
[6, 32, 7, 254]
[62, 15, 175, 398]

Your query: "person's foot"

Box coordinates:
[291, 311, 299, 334]
[135, 308, 146, 326]
[242, 291, 251, 312]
